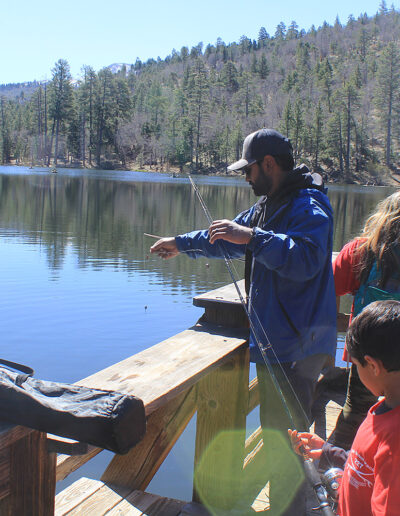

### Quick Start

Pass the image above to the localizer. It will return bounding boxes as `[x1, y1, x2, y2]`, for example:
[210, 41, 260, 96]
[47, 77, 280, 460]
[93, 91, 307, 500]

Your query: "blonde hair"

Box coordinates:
[357, 191, 400, 285]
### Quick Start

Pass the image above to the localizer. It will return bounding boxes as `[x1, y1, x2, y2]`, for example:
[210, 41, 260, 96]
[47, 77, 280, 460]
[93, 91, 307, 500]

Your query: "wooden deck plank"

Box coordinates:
[193, 280, 246, 307]
[105, 490, 160, 515]
[142, 496, 185, 516]
[326, 400, 342, 437]
[62, 483, 129, 515]
[248, 377, 259, 415]
[251, 483, 270, 513]
[55, 477, 104, 515]
[193, 281, 248, 328]
[55, 481, 186, 516]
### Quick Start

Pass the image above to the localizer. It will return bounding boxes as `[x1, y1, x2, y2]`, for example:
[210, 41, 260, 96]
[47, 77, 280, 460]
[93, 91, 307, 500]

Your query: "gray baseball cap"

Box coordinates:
[227, 128, 293, 171]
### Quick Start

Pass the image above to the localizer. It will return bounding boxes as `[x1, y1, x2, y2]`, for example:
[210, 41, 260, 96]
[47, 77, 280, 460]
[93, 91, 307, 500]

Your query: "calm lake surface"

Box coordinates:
[0, 165, 396, 498]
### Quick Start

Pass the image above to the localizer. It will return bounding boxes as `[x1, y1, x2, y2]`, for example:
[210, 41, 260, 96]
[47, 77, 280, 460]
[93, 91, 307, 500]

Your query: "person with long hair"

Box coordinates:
[328, 190, 400, 450]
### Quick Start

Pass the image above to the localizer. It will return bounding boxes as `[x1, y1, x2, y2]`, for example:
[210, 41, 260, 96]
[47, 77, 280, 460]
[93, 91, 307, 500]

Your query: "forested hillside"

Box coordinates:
[1, 4, 400, 183]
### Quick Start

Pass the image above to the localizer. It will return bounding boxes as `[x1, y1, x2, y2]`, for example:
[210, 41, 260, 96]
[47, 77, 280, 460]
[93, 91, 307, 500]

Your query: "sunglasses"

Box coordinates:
[242, 161, 262, 175]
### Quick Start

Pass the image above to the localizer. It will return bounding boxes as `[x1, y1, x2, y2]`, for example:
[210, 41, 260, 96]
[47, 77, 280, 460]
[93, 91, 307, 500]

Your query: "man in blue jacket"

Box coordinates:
[150, 128, 337, 515]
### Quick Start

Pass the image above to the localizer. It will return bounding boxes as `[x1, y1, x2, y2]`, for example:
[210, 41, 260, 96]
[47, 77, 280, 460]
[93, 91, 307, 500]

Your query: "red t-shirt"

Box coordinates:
[338, 400, 400, 516]
[333, 239, 362, 298]
[333, 239, 364, 361]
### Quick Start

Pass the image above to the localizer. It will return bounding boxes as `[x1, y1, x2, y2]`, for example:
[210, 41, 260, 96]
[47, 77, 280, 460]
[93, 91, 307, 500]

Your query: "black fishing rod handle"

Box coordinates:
[303, 459, 336, 516]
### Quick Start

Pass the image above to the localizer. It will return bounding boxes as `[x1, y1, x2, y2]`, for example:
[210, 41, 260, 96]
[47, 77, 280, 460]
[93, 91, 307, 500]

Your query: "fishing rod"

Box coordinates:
[187, 174, 336, 516]
[187, 174, 302, 427]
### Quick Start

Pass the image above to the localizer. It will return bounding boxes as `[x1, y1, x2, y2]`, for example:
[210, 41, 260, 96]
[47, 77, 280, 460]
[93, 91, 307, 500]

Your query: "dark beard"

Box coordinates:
[251, 174, 273, 196]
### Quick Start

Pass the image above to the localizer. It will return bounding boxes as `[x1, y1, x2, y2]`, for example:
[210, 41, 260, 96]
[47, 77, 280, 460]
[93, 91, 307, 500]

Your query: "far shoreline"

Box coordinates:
[2, 161, 399, 188]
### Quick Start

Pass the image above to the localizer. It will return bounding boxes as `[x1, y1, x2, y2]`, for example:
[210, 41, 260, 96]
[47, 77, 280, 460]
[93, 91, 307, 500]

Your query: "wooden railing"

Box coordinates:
[0, 278, 350, 515]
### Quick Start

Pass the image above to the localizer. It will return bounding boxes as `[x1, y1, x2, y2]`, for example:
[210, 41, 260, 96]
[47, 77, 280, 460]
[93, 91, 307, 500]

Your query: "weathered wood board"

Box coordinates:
[55, 478, 186, 516]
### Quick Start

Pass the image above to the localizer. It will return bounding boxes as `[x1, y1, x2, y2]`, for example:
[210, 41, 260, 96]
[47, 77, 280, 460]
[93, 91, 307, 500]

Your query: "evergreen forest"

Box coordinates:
[2, 4, 400, 183]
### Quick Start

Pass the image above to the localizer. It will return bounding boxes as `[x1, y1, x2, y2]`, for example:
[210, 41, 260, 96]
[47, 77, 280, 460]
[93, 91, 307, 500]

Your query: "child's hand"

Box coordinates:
[288, 429, 325, 460]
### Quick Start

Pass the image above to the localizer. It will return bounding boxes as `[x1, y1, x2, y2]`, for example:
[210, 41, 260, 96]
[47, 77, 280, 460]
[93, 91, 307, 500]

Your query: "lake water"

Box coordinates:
[0, 165, 396, 499]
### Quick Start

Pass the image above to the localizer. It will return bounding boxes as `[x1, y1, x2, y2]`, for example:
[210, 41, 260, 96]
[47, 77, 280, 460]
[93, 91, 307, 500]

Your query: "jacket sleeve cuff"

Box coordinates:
[247, 227, 260, 251]
[175, 235, 188, 252]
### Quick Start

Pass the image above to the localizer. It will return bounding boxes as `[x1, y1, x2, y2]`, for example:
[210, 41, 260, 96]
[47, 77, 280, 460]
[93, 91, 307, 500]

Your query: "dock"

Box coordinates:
[0, 280, 349, 515]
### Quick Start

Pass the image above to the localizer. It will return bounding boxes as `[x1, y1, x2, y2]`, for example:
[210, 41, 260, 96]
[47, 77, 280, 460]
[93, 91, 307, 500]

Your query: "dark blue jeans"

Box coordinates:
[256, 353, 330, 516]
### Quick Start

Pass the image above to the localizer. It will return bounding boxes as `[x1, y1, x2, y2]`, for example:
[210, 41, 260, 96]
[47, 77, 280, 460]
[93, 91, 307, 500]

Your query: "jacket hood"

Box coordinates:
[277, 164, 326, 198]
[251, 164, 328, 226]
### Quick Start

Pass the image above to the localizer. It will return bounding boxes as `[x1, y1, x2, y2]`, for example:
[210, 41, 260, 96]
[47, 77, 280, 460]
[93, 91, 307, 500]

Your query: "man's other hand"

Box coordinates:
[208, 219, 253, 245]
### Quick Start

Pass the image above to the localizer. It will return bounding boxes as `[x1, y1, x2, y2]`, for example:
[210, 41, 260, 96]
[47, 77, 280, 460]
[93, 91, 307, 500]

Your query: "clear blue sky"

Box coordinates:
[1, 0, 395, 84]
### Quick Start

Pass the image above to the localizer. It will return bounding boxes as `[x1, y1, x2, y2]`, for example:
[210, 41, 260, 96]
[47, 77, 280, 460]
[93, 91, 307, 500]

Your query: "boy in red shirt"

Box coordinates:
[289, 300, 400, 516]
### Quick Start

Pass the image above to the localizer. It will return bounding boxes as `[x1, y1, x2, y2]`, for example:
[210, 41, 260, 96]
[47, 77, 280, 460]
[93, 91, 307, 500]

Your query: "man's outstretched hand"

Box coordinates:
[150, 221, 253, 259]
[208, 219, 253, 245]
[150, 237, 180, 259]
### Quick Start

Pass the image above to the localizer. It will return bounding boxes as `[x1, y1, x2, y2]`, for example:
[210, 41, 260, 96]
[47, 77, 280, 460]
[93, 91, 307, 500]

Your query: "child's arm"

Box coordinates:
[288, 429, 325, 459]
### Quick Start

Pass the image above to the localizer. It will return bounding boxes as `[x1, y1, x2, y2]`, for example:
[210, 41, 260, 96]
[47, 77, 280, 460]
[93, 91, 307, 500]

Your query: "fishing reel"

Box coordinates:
[303, 459, 339, 516]
[320, 467, 343, 511]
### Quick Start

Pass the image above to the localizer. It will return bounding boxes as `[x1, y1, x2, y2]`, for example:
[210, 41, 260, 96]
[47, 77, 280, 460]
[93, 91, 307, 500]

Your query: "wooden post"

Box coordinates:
[0, 424, 56, 516]
[193, 347, 249, 511]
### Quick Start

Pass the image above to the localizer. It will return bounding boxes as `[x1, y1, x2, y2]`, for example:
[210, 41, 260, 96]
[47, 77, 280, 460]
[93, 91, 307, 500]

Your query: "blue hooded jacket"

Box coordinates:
[175, 166, 337, 364]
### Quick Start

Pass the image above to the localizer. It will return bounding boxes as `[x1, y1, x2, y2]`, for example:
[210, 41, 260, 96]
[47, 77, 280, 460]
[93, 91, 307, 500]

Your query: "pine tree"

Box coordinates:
[251, 54, 258, 74]
[347, 14, 356, 29]
[326, 107, 344, 175]
[259, 54, 269, 80]
[221, 62, 239, 93]
[239, 35, 252, 55]
[379, 0, 388, 15]
[79, 66, 97, 166]
[94, 68, 117, 166]
[274, 22, 286, 40]
[292, 100, 304, 165]
[48, 59, 73, 166]
[287, 21, 299, 40]
[239, 72, 252, 119]
[375, 41, 400, 167]
[0, 96, 12, 163]
[313, 101, 324, 170]
[187, 59, 209, 170]
[341, 80, 360, 177]
[295, 42, 311, 88]
[30, 86, 45, 163]
[281, 100, 293, 137]
[357, 27, 371, 62]
[67, 102, 81, 163]
[316, 58, 333, 112]
[258, 27, 269, 47]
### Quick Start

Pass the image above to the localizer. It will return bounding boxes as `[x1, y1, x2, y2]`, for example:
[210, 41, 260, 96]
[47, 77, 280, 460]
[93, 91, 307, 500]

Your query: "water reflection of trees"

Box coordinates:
[0, 174, 395, 289]
[0, 174, 253, 289]
[329, 186, 396, 251]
